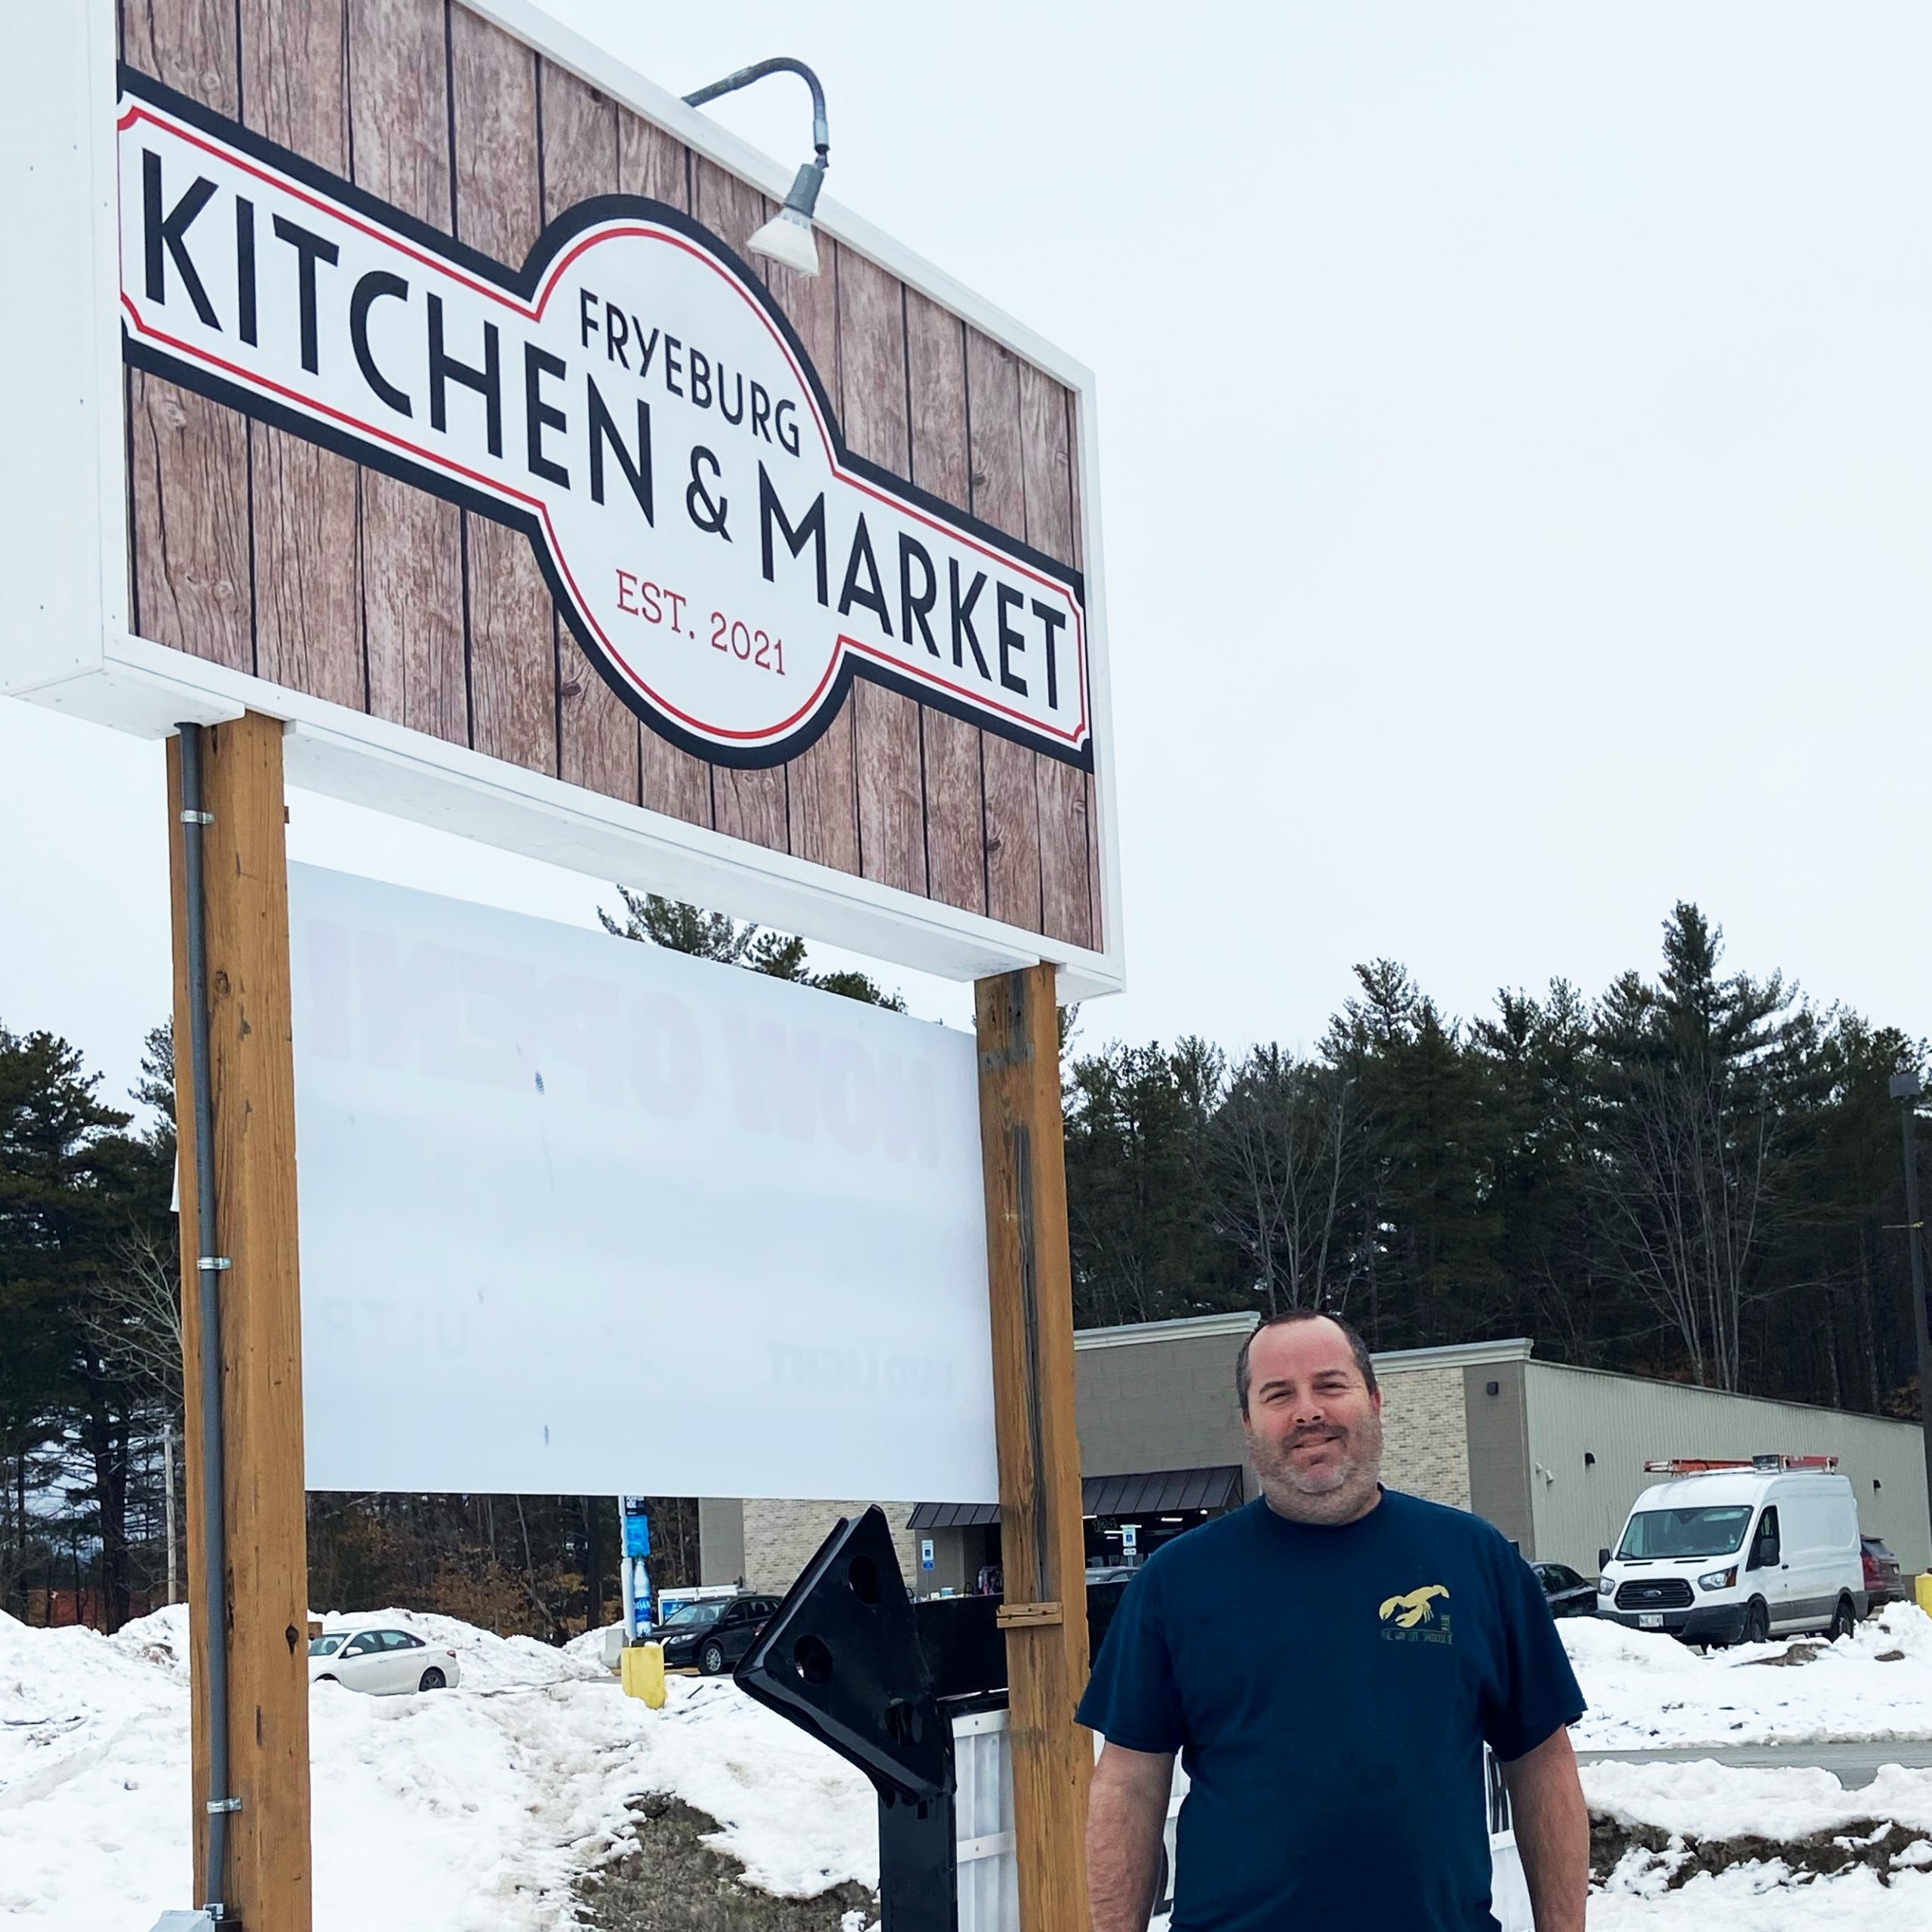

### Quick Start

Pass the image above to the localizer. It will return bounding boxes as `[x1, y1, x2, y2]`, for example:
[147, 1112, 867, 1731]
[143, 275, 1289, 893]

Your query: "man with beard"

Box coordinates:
[1078, 1309, 1587, 1931]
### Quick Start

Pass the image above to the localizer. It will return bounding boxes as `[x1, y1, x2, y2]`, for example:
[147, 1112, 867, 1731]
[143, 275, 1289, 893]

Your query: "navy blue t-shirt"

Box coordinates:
[1076, 1490, 1585, 1932]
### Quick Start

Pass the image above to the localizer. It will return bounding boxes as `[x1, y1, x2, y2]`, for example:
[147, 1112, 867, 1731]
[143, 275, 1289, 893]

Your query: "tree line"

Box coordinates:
[2, 895, 1921, 1633]
[1065, 903, 1923, 1415]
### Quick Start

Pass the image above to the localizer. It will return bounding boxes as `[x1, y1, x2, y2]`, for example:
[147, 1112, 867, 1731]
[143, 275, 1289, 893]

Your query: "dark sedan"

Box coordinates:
[655, 1592, 780, 1675]
[1533, 1562, 1598, 1619]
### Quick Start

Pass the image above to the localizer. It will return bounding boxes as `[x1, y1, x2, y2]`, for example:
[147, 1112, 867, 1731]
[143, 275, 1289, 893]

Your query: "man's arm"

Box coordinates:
[1087, 1740, 1174, 1932]
[1499, 1725, 1589, 1932]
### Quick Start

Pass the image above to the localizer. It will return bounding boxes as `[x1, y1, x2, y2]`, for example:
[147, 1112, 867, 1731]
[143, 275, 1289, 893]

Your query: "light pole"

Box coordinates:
[1890, 1069, 1932, 1583]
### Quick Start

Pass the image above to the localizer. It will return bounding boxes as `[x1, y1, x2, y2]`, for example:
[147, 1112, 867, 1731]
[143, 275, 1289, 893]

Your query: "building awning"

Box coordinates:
[909, 1466, 1242, 1532]
[908, 1500, 1003, 1530]
[1082, 1466, 1243, 1516]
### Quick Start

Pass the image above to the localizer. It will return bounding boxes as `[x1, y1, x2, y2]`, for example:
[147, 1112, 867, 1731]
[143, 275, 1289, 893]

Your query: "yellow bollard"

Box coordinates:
[621, 1640, 667, 1708]
[1915, 1575, 1932, 1618]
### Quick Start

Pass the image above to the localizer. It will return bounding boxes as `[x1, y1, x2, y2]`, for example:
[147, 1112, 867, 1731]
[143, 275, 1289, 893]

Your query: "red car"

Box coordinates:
[1863, 1535, 1903, 1607]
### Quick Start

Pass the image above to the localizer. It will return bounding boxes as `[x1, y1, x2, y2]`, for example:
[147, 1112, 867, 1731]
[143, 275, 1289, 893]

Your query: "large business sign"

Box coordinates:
[119, 73, 1088, 771]
[4, 0, 1122, 995]
[291, 863, 1000, 1500]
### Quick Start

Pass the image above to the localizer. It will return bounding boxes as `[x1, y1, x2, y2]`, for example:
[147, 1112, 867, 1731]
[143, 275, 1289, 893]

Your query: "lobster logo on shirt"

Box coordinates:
[1380, 1584, 1450, 1628]
[1379, 1584, 1454, 1643]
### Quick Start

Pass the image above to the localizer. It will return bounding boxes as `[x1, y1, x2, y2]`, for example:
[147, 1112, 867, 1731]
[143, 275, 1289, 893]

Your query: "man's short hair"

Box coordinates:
[1235, 1309, 1379, 1414]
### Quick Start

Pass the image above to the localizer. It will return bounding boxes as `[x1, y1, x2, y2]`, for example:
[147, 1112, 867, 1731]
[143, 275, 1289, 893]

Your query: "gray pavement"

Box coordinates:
[1577, 1740, 1932, 1790]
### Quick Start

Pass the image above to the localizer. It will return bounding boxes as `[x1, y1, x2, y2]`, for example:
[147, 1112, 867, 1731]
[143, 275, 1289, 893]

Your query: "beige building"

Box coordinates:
[700, 1314, 1930, 1595]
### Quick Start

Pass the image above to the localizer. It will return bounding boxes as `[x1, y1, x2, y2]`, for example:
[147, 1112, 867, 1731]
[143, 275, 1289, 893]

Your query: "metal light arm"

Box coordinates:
[165, 724, 238, 1930]
[683, 57, 830, 164]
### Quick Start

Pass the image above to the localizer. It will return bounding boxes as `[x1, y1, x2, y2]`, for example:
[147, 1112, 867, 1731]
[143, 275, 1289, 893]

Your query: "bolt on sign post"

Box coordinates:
[4, 7, 1122, 1932]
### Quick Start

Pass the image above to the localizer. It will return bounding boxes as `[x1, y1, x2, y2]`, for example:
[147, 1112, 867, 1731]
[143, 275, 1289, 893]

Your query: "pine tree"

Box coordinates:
[1590, 905, 1807, 1389]
[598, 887, 903, 1008]
[0, 1026, 171, 1624]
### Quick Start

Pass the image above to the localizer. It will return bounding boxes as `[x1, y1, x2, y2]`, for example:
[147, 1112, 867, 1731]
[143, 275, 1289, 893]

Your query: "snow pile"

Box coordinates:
[623, 1675, 875, 1893]
[1582, 1758, 1932, 1927]
[309, 1604, 609, 1691]
[1591, 1861, 1932, 1927]
[1564, 1602, 1932, 1748]
[1583, 1757, 1932, 1840]
[0, 1606, 875, 1932]
[0, 1608, 190, 1927]
[107, 1601, 194, 1680]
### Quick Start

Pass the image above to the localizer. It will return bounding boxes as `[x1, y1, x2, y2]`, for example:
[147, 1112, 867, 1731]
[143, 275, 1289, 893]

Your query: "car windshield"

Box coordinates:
[660, 1601, 724, 1628]
[1617, 1505, 1755, 1561]
[308, 1634, 347, 1657]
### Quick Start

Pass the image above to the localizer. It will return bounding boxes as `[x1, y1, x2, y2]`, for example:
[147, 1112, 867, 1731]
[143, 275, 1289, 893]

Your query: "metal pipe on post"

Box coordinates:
[179, 722, 239, 1920]
[1890, 1072, 1932, 1583]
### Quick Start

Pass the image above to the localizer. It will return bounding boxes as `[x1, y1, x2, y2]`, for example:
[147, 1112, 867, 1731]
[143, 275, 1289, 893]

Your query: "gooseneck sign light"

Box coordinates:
[682, 57, 832, 278]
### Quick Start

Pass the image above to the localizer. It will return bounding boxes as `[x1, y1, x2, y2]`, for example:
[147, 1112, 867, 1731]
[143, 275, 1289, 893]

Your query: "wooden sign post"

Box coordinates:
[977, 964, 1093, 1932]
[167, 713, 312, 1932]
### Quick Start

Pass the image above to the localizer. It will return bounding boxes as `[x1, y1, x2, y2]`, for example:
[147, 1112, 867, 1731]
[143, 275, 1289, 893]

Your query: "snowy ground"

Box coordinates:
[1566, 1601, 1932, 1749]
[1582, 1758, 1932, 1926]
[0, 1604, 874, 1932]
[1590, 1857, 1932, 1929]
[1562, 1603, 1932, 1925]
[6, 1601, 1932, 1929]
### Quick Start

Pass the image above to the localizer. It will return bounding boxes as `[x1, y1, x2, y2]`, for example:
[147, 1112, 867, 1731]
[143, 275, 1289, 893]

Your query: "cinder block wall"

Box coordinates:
[739, 1498, 923, 1597]
[1377, 1366, 1474, 1509]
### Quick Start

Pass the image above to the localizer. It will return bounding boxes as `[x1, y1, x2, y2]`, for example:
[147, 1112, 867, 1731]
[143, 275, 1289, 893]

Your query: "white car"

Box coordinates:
[308, 1625, 461, 1695]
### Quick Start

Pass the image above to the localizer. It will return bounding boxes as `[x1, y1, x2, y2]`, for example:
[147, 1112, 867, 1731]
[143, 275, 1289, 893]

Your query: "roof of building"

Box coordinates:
[1073, 1312, 1537, 1376]
[1371, 1337, 1535, 1374]
[909, 1465, 1244, 1530]
[1075, 1311, 1260, 1350]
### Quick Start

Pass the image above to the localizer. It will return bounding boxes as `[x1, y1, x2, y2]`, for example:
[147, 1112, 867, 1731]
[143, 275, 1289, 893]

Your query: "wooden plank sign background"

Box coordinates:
[109, 0, 1111, 961]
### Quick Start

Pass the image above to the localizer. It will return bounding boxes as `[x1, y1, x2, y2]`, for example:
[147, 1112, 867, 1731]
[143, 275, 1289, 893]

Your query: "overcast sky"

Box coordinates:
[7, 2, 1931, 1109]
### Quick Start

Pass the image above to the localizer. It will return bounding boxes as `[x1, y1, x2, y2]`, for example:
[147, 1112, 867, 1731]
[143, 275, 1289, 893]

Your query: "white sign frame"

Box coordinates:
[2, 2, 1124, 1001]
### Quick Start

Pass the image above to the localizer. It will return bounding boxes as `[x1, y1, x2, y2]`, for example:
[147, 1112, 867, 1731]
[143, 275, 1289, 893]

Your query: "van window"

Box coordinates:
[1617, 1505, 1754, 1560]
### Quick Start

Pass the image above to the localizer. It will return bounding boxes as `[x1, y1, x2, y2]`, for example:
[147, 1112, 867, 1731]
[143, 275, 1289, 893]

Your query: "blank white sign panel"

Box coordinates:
[288, 864, 998, 1501]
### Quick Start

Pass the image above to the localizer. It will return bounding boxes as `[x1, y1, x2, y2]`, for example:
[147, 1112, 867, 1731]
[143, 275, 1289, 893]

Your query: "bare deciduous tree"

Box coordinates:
[79, 1225, 183, 1419]
[1204, 1046, 1360, 1316]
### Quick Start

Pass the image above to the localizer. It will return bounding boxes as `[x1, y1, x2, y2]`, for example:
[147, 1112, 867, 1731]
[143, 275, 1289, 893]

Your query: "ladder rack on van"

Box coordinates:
[1641, 1455, 1839, 1475]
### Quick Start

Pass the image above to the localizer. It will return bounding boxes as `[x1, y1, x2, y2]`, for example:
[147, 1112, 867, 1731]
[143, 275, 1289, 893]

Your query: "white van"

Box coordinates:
[1595, 1457, 1866, 1645]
